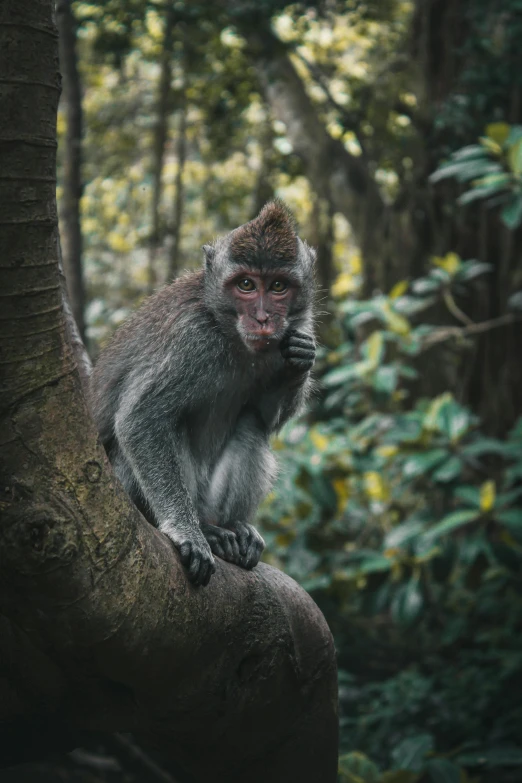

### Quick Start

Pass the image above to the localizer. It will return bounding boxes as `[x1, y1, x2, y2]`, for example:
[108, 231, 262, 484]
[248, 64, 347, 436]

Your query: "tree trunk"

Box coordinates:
[56, 0, 86, 342]
[250, 120, 276, 219]
[168, 85, 188, 280]
[244, 24, 398, 295]
[148, 8, 175, 292]
[0, 4, 339, 781]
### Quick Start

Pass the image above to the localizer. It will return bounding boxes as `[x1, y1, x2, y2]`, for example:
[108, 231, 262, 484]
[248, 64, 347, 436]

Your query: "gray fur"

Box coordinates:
[89, 204, 316, 586]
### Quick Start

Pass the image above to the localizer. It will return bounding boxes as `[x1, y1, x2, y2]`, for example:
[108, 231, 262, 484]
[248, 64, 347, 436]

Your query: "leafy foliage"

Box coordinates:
[259, 261, 522, 780]
[430, 123, 522, 230]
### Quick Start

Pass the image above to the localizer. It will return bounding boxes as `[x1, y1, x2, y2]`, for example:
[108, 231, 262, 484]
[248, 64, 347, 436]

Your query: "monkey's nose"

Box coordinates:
[255, 312, 269, 324]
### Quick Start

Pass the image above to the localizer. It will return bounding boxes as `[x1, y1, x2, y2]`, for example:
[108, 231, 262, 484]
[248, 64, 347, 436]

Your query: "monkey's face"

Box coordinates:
[226, 270, 295, 353]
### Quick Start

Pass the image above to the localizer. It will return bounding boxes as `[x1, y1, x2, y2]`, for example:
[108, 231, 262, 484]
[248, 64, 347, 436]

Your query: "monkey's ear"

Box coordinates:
[202, 244, 215, 268]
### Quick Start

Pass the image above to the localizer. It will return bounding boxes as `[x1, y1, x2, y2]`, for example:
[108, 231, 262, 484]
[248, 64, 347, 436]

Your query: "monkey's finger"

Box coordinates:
[292, 330, 314, 343]
[235, 526, 250, 557]
[179, 541, 193, 567]
[287, 335, 315, 350]
[243, 543, 262, 570]
[210, 539, 226, 559]
[281, 346, 315, 360]
[188, 549, 206, 583]
[199, 558, 214, 587]
[220, 532, 236, 562]
[229, 533, 241, 562]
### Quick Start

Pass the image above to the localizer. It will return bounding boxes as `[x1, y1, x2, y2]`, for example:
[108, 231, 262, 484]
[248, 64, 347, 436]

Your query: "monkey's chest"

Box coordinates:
[185, 388, 248, 466]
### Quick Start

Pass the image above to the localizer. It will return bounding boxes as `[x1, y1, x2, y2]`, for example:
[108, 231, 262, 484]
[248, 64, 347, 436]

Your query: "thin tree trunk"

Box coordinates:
[147, 8, 175, 292]
[251, 121, 276, 218]
[57, 0, 86, 341]
[168, 87, 188, 280]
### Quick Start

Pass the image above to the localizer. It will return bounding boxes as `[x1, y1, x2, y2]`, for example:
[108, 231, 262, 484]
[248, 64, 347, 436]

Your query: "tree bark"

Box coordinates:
[148, 8, 175, 292]
[0, 4, 339, 781]
[168, 85, 188, 280]
[57, 0, 86, 342]
[244, 24, 394, 294]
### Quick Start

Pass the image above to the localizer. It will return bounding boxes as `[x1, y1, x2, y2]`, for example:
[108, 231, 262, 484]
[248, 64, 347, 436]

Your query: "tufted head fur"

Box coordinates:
[229, 199, 298, 268]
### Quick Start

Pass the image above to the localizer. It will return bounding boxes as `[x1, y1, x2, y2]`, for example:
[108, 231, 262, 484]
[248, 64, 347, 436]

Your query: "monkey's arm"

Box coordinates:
[114, 382, 215, 586]
[257, 329, 316, 433]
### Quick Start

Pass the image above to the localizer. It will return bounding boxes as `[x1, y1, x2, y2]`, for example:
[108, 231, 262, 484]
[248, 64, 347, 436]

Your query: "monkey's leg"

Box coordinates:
[202, 413, 275, 570]
[114, 395, 215, 586]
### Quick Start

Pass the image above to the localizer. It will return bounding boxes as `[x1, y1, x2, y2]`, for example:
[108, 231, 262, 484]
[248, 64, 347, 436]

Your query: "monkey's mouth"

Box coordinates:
[240, 330, 281, 352]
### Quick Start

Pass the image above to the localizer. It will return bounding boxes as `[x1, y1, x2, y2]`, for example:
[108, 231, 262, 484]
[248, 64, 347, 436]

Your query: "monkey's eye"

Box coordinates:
[237, 278, 256, 292]
[270, 280, 287, 293]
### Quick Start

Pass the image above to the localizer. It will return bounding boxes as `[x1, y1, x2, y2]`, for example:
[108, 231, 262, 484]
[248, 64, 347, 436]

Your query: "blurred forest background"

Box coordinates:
[44, 0, 522, 781]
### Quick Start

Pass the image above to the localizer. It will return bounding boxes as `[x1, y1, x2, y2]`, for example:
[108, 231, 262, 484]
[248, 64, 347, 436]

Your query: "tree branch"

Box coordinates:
[0, 4, 338, 782]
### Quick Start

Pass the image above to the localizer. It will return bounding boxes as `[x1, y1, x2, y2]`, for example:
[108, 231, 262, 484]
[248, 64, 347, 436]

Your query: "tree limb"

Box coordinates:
[0, 4, 338, 781]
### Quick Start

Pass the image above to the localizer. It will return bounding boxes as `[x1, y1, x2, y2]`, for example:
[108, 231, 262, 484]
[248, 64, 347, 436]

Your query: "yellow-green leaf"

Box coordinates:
[364, 471, 390, 501]
[382, 302, 411, 335]
[332, 271, 358, 298]
[485, 121, 510, 146]
[508, 138, 522, 175]
[389, 279, 409, 299]
[433, 251, 461, 277]
[332, 478, 351, 514]
[366, 331, 385, 366]
[310, 429, 329, 452]
[479, 480, 496, 512]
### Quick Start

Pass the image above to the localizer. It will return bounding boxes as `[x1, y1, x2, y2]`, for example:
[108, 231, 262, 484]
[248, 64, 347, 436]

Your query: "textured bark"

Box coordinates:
[0, 4, 338, 781]
[168, 87, 188, 280]
[57, 0, 86, 342]
[244, 25, 394, 294]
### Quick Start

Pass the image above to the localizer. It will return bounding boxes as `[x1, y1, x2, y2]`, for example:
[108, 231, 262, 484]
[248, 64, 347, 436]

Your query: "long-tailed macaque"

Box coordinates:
[90, 201, 316, 585]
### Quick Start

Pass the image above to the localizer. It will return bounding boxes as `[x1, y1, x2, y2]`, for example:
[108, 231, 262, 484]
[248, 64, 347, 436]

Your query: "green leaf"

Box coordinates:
[474, 172, 512, 189]
[411, 277, 441, 295]
[402, 449, 448, 478]
[496, 508, 522, 528]
[392, 577, 424, 626]
[392, 734, 434, 772]
[454, 260, 492, 282]
[501, 197, 522, 230]
[338, 752, 381, 782]
[430, 159, 500, 184]
[357, 556, 393, 575]
[426, 509, 479, 540]
[322, 364, 361, 387]
[508, 137, 522, 175]
[432, 456, 462, 483]
[507, 126, 522, 145]
[454, 484, 481, 507]
[457, 746, 522, 767]
[508, 290, 522, 311]
[426, 758, 461, 783]
[385, 519, 426, 548]
[457, 185, 504, 205]
[452, 144, 490, 160]
[373, 365, 398, 394]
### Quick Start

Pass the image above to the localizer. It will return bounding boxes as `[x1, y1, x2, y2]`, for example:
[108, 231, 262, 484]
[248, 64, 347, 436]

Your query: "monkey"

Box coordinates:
[89, 200, 316, 586]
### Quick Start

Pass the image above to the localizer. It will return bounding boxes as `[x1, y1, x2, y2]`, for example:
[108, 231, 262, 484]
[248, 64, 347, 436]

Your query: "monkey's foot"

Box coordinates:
[224, 522, 265, 570]
[201, 522, 242, 566]
[163, 525, 216, 586]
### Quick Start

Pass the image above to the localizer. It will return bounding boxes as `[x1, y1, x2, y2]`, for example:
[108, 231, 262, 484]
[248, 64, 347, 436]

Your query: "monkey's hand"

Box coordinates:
[163, 524, 216, 587]
[280, 329, 316, 373]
